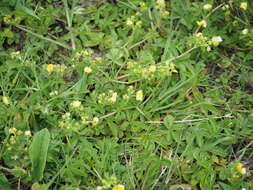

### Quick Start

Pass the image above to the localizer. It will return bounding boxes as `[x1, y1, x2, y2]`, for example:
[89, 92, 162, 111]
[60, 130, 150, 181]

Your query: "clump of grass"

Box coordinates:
[0, 0, 253, 190]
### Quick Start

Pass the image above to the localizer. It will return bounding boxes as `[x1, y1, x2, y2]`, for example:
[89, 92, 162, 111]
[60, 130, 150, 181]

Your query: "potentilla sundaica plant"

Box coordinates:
[0, 0, 252, 190]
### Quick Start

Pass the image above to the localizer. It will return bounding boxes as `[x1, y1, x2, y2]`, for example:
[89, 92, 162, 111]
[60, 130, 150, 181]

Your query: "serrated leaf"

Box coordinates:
[106, 48, 123, 61]
[164, 115, 175, 127]
[108, 121, 118, 137]
[29, 128, 50, 182]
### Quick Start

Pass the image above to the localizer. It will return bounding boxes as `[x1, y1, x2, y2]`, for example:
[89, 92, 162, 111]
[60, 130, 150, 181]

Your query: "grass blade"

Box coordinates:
[15, 25, 71, 50]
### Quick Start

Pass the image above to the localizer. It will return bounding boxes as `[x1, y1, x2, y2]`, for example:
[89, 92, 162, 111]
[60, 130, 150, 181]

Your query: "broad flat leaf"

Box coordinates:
[29, 128, 50, 182]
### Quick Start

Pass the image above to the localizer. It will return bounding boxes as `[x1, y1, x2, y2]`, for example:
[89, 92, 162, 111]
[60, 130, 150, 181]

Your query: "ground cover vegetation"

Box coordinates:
[0, 0, 253, 189]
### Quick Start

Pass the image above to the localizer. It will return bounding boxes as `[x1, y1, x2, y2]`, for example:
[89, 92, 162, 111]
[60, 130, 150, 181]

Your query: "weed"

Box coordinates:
[0, 0, 253, 190]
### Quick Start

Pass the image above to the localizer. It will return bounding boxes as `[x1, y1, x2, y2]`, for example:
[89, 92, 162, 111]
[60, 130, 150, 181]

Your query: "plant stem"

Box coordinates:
[63, 0, 76, 50]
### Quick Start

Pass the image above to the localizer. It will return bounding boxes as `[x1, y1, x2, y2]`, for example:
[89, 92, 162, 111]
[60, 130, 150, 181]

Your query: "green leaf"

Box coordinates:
[15, 0, 40, 20]
[72, 74, 87, 92]
[108, 121, 118, 137]
[80, 32, 104, 47]
[29, 128, 50, 182]
[0, 174, 12, 190]
[164, 115, 175, 127]
[106, 48, 123, 61]
[31, 183, 48, 190]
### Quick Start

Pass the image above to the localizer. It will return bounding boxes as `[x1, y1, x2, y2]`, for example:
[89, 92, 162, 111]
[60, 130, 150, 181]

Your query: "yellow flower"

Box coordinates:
[139, 2, 145, 7]
[109, 92, 117, 103]
[11, 155, 18, 160]
[10, 136, 16, 144]
[236, 162, 244, 171]
[49, 90, 58, 96]
[59, 121, 65, 127]
[240, 2, 248, 10]
[123, 94, 130, 100]
[195, 32, 203, 37]
[242, 28, 248, 35]
[46, 64, 54, 73]
[136, 90, 143, 101]
[235, 162, 247, 175]
[161, 10, 170, 18]
[241, 168, 247, 174]
[92, 117, 99, 126]
[11, 51, 21, 59]
[2, 96, 10, 105]
[71, 100, 81, 108]
[62, 112, 71, 120]
[135, 21, 143, 28]
[149, 65, 157, 72]
[211, 36, 223, 46]
[203, 4, 212, 11]
[24, 131, 32, 137]
[126, 19, 133, 26]
[9, 128, 17, 134]
[90, 179, 97, 185]
[139, 2, 147, 11]
[112, 184, 125, 190]
[135, 12, 142, 17]
[156, 0, 166, 9]
[222, 4, 229, 11]
[82, 50, 90, 56]
[84, 67, 92, 73]
[3, 15, 12, 24]
[196, 20, 207, 28]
